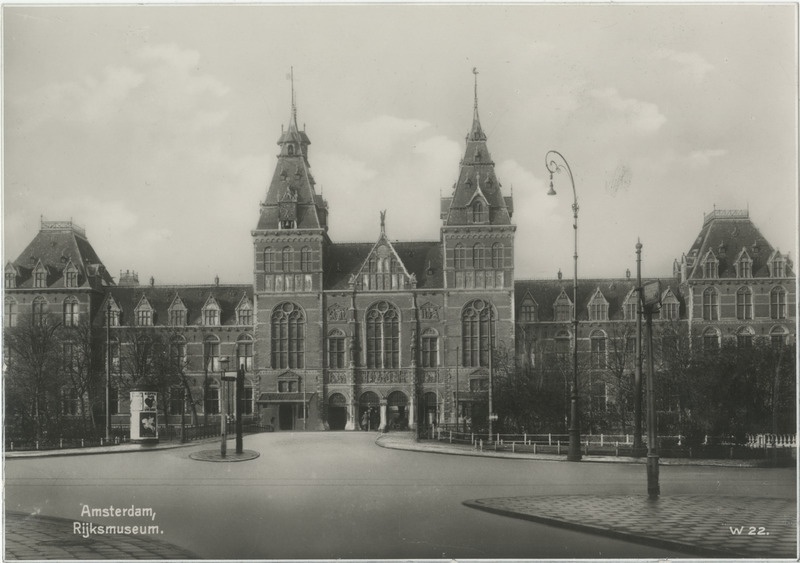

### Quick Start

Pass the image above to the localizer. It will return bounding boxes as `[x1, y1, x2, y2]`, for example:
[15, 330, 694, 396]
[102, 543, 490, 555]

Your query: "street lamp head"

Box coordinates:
[547, 174, 557, 196]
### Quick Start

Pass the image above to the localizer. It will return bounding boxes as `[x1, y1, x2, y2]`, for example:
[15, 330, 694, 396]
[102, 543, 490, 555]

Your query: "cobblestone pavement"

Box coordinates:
[5, 511, 198, 560]
[465, 495, 796, 559]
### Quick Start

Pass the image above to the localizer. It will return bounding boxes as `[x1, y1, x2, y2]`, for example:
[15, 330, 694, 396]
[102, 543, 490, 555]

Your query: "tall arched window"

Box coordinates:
[491, 243, 503, 269]
[421, 328, 439, 368]
[472, 200, 487, 223]
[4, 298, 18, 328]
[300, 247, 312, 272]
[170, 335, 187, 371]
[271, 303, 305, 369]
[461, 299, 495, 367]
[590, 330, 607, 369]
[282, 247, 293, 272]
[63, 296, 79, 327]
[454, 244, 465, 270]
[264, 247, 276, 273]
[328, 329, 346, 369]
[736, 326, 754, 348]
[32, 296, 47, 326]
[473, 244, 485, 269]
[736, 286, 752, 320]
[770, 287, 787, 319]
[236, 334, 254, 371]
[702, 327, 720, 352]
[702, 288, 718, 321]
[204, 335, 220, 372]
[365, 301, 399, 368]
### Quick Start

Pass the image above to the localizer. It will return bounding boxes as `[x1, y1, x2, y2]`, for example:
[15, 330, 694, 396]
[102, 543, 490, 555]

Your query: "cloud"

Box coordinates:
[589, 87, 667, 134]
[341, 115, 430, 160]
[686, 149, 727, 167]
[654, 48, 715, 81]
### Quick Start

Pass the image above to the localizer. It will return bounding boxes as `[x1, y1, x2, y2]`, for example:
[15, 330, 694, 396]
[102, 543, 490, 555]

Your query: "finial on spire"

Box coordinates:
[380, 210, 387, 234]
[472, 67, 479, 110]
[290, 66, 296, 123]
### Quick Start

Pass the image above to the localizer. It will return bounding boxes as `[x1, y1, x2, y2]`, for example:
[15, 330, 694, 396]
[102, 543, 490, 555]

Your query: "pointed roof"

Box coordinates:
[443, 70, 512, 227]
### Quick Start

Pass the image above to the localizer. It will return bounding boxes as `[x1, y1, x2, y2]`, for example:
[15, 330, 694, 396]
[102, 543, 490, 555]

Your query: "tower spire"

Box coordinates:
[473, 67, 479, 111]
[469, 67, 486, 142]
[290, 66, 297, 126]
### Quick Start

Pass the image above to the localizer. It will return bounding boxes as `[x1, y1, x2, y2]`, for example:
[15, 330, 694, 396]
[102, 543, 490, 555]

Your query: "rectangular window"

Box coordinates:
[242, 387, 254, 415]
[204, 342, 220, 372]
[169, 387, 185, 415]
[109, 388, 119, 416]
[328, 337, 345, 369]
[661, 302, 678, 320]
[203, 309, 219, 326]
[34, 270, 46, 288]
[238, 308, 253, 325]
[421, 335, 439, 368]
[204, 387, 220, 415]
[169, 309, 186, 326]
[136, 309, 152, 326]
[237, 342, 253, 371]
[4, 300, 17, 327]
[278, 380, 298, 393]
[65, 270, 78, 287]
[590, 338, 606, 369]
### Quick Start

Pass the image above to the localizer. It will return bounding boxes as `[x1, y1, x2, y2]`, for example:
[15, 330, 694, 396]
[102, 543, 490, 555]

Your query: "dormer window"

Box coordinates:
[472, 200, 487, 223]
[770, 254, 786, 278]
[202, 300, 221, 326]
[623, 291, 638, 320]
[520, 298, 538, 322]
[736, 253, 753, 278]
[660, 290, 680, 321]
[703, 252, 718, 279]
[236, 298, 253, 326]
[134, 297, 154, 326]
[105, 300, 121, 326]
[34, 266, 46, 288]
[169, 297, 187, 327]
[287, 144, 295, 156]
[65, 270, 78, 287]
[588, 289, 609, 321]
[5, 272, 16, 289]
[554, 291, 573, 322]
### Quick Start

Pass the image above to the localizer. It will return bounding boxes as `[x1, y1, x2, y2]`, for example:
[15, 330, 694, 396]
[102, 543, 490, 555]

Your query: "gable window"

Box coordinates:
[327, 329, 346, 369]
[491, 243, 503, 269]
[737, 257, 752, 278]
[472, 244, 485, 269]
[204, 336, 220, 372]
[106, 302, 121, 326]
[300, 247, 312, 272]
[702, 288, 718, 321]
[588, 292, 608, 321]
[282, 247, 293, 272]
[770, 287, 787, 319]
[63, 296, 80, 327]
[520, 299, 537, 322]
[65, 269, 78, 288]
[237, 304, 253, 326]
[461, 299, 494, 368]
[203, 306, 219, 326]
[32, 297, 47, 325]
[236, 335, 254, 371]
[34, 268, 46, 288]
[736, 287, 753, 320]
[660, 300, 679, 321]
[366, 301, 399, 369]
[703, 255, 718, 279]
[454, 244, 465, 270]
[421, 328, 439, 368]
[771, 256, 785, 278]
[4, 298, 18, 328]
[169, 308, 186, 326]
[472, 200, 487, 223]
[590, 330, 607, 369]
[5, 272, 16, 289]
[554, 293, 573, 322]
[624, 297, 638, 321]
[271, 303, 305, 369]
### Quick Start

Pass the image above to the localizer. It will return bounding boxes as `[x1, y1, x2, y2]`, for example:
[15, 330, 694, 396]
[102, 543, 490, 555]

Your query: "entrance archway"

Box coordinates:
[328, 393, 347, 431]
[278, 403, 294, 430]
[387, 391, 409, 430]
[358, 392, 380, 431]
[422, 392, 438, 428]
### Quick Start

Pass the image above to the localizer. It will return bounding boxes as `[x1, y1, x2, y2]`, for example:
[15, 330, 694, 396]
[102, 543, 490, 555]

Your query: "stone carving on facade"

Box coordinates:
[328, 370, 349, 384]
[327, 303, 347, 322]
[419, 302, 440, 320]
[360, 370, 406, 384]
[423, 370, 440, 383]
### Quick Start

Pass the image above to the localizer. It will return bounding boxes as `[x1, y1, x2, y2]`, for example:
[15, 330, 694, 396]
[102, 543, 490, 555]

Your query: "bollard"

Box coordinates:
[100, 438, 104, 446]
[533, 442, 537, 455]
[497, 433, 500, 443]
[600, 434, 604, 447]
[36, 441, 39, 450]
[81, 439, 84, 448]
[615, 442, 619, 456]
[626, 434, 630, 444]
[60, 438, 63, 449]
[557, 440, 561, 455]
[10, 442, 13, 451]
[524, 433, 527, 444]
[449, 431, 452, 444]
[549, 433, 552, 446]
[479, 439, 483, 451]
[585, 441, 589, 455]
[512, 442, 515, 453]
[471, 433, 474, 445]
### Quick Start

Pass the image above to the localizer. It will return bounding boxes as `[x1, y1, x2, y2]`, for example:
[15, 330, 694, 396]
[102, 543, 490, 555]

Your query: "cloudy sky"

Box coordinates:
[4, 4, 797, 285]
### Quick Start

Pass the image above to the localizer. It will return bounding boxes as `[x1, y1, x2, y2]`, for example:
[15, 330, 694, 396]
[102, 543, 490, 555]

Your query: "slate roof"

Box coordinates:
[11, 220, 114, 288]
[683, 210, 791, 280]
[514, 278, 685, 322]
[324, 241, 443, 290]
[96, 284, 253, 328]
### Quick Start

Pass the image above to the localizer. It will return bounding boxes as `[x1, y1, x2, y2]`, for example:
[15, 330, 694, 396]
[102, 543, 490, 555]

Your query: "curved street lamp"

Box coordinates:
[545, 150, 582, 462]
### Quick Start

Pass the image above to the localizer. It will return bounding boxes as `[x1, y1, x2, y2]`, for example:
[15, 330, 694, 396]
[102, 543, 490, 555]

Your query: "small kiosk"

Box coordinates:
[130, 387, 159, 444]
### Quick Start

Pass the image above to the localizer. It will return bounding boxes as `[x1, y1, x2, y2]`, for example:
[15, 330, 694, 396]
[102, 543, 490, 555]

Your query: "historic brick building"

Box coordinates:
[4, 84, 795, 435]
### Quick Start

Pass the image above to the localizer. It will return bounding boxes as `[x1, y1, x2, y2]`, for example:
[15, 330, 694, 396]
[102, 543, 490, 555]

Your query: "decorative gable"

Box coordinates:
[134, 295, 154, 326]
[587, 288, 609, 321]
[32, 259, 48, 288]
[168, 295, 188, 326]
[235, 294, 253, 325]
[733, 248, 753, 279]
[701, 249, 719, 279]
[519, 293, 538, 322]
[201, 295, 221, 326]
[553, 289, 573, 322]
[4, 262, 18, 289]
[351, 213, 416, 291]
[768, 249, 788, 278]
[63, 259, 79, 288]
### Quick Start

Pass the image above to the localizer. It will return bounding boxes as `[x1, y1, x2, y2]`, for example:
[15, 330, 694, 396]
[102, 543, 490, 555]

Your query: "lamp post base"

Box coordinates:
[647, 454, 660, 499]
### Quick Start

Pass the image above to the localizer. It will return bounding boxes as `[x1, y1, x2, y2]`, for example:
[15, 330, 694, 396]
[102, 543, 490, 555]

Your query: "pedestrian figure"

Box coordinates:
[361, 411, 369, 431]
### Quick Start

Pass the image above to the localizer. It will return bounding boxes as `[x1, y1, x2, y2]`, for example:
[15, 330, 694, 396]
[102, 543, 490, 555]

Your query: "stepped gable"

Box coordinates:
[442, 71, 512, 227]
[684, 209, 786, 280]
[97, 284, 253, 327]
[255, 81, 327, 232]
[324, 241, 443, 291]
[12, 219, 114, 288]
[514, 278, 684, 322]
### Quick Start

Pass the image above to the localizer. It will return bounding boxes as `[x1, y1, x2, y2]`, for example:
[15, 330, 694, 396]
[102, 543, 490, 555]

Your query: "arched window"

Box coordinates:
[473, 244, 485, 270]
[472, 200, 486, 223]
[282, 247, 293, 272]
[170, 335, 187, 371]
[236, 334, 254, 371]
[369, 257, 377, 273]
[421, 328, 439, 368]
[736, 287, 752, 320]
[491, 243, 503, 269]
[32, 296, 47, 326]
[204, 335, 220, 372]
[736, 326, 754, 348]
[328, 329, 346, 369]
[520, 299, 537, 322]
[63, 296, 79, 327]
[461, 299, 494, 367]
[554, 329, 571, 358]
[301, 247, 312, 272]
[590, 330, 607, 369]
[702, 288, 718, 321]
[770, 287, 787, 319]
[271, 303, 305, 369]
[287, 145, 295, 156]
[366, 301, 399, 368]
[454, 244, 465, 270]
[702, 327, 720, 352]
[4, 297, 18, 328]
[264, 247, 275, 273]
[770, 326, 787, 349]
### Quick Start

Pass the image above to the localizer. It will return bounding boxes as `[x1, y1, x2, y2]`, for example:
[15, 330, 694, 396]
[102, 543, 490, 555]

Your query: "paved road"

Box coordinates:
[6, 431, 794, 559]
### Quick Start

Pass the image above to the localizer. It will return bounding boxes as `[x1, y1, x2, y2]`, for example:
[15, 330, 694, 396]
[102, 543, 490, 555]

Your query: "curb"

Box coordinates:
[5, 437, 222, 459]
[462, 499, 735, 558]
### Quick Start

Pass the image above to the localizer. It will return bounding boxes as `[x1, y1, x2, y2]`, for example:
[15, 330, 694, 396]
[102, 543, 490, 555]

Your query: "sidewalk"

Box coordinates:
[5, 511, 197, 560]
[378, 432, 798, 559]
[5, 437, 222, 459]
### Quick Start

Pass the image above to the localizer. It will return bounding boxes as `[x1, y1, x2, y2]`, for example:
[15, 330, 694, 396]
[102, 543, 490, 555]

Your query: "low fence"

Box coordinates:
[421, 426, 796, 462]
[6, 421, 273, 452]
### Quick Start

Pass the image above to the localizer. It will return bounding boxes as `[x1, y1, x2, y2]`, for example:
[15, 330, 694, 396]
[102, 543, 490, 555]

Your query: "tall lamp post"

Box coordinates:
[105, 299, 112, 442]
[219, 356, 229, 457]
[546, 150, 582, 462]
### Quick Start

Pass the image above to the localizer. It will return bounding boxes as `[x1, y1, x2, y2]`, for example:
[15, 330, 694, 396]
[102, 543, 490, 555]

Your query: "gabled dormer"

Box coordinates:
[351, 212, 416, 291]
[701, 249, 719, 279]
[768, 249, 789, 278]
[168, 295, 188, 327]
[236, 294, 253, 326]
[104, 295, 122, 326]
[660, 287, 680, 320]
[62, 259, 79, 288]
[733, 248, 753, 279]
[587, 288, 609, 321]
[201, 295, 221, 326]
[4, 262, 18, 289]
[32, 259, 48, 288]
[134, 295, 154, 327]
[553, 289, 574, 322]
[622, 288, 638, 321]
[519, 292, 538, 322]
